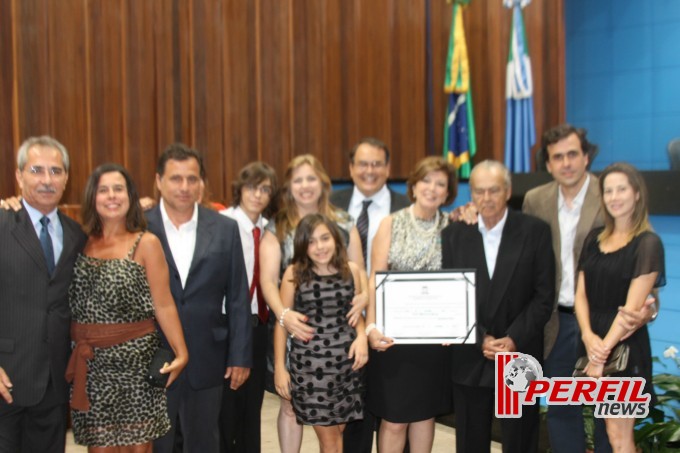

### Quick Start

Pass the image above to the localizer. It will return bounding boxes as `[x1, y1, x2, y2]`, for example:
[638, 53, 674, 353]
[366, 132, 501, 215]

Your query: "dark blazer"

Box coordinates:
[0, 208, 86, 406]
[441, 209, 555, 388]
[146, 205, 252, 390]
[330, 186, 410, 214]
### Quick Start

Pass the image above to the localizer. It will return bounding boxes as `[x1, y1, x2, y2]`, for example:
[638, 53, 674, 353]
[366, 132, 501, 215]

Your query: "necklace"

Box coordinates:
[408, 205, 440, 237]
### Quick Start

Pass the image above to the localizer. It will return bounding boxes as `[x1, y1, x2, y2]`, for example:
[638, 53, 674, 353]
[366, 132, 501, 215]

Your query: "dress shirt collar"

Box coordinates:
[23, 200, 58, 229]
[558, 174, 590, 212]
[477, 207, 509, 236]
[229, 205, 267, 231]
[350, 184, 390, 211]
[160, 198, 198, 231]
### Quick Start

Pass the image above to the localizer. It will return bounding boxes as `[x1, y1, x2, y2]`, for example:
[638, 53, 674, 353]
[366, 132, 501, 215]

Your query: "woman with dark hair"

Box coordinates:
[67, 163, 188, 452]
[260, 154, 367, 453]
[575, 162, 665, 452]
[365, 156, 457, 453]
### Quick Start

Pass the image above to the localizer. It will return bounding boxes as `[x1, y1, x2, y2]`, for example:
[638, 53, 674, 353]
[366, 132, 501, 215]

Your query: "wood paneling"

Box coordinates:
[1, 0, 563, 206]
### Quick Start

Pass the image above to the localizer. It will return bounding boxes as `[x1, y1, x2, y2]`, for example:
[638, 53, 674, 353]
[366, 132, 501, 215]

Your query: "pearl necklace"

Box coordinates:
[408, 204, 440, 237]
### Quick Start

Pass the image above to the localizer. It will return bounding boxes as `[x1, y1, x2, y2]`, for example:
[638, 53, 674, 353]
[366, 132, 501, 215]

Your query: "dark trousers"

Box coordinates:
[0, 378, 67, 453]
[154, 372, 223, 453]
[342, 408, 376, 453]
[452, 383, 539, 453]
[219, 320, 267, 453]
[545, 312, 611, 453]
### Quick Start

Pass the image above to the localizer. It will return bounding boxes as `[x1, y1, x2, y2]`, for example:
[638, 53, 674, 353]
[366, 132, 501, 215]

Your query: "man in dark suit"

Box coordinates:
[329, 138, 409, 453]
[330, 137, 410, 273]
[149, 144, 252, 453]
[0, 136, 87, 453]
[441, 160, 554, 453]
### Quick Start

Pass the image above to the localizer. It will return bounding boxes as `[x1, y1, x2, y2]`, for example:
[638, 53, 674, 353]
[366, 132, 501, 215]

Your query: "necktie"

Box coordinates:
[356, 199, 372, 265]
[251, 227, 268, 324]
[40, 216, 55, 275]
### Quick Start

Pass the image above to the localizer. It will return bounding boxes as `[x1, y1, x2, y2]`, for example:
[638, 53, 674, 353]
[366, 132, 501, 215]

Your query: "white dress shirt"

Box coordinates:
[347, 184, 391, 273]
[23, 200, 64, 266]
[160, 199, 198, 288]
[557, 175, 590, 307]
[220, 206, 267, 315]
[477, 208, 509, 279]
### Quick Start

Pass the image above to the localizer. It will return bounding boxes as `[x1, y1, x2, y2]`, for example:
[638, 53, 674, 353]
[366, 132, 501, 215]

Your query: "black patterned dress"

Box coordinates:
[289, 272, 364, 425]
[68, 233, 170, 446]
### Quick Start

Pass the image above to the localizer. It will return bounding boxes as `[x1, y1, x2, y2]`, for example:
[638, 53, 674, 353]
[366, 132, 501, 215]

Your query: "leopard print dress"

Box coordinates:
[68, 233, 170, 446]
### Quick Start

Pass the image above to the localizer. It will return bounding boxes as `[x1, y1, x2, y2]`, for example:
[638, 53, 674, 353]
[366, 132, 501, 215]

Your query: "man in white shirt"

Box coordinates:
[149, 144, 252, 453]
[219, 162, 277, 453]
[329, 138, 410, 452]
[442, 160, 555, 453]
[330, 138, 410, 274]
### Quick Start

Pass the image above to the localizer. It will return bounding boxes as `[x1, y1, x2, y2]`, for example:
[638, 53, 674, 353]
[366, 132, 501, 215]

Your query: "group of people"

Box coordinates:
[0, 124, 665, 453]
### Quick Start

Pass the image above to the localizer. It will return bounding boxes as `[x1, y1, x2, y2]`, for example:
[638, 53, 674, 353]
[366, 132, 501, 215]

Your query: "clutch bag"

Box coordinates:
[573, 343, 629, 378]
[146, 347, 175, 388]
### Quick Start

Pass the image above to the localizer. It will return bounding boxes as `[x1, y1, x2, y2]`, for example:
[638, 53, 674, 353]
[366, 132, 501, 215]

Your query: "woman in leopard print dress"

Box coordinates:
[68, 164, 187, 450]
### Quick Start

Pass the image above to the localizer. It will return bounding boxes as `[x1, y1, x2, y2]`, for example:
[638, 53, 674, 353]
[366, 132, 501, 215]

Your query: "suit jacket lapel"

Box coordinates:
[55, 211, 80, 273]
[542, 182, 561, 266]
[147, 207, 180, 277]
[186, 207, 214, 283]
[486, 211, 523, 321]
[573, 175, 601, 272]
[11, 209, 50, 273]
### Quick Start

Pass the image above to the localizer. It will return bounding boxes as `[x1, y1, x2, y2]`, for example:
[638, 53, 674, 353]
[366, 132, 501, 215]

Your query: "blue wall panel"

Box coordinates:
[566, 0, 680, 171]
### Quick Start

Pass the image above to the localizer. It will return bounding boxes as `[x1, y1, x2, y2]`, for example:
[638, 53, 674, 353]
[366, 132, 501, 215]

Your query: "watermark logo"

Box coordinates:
[495, 352, 650, 419]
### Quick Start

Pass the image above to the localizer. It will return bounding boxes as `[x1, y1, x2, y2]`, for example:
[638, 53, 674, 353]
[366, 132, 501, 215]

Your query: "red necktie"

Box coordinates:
[251, 227, 268, 324]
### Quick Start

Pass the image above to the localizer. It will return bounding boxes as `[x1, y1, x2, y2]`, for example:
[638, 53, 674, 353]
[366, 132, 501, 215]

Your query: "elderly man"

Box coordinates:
[0, 136, 87, 453]
[149, 144, 252, 453]
[442, 160, 554, 453]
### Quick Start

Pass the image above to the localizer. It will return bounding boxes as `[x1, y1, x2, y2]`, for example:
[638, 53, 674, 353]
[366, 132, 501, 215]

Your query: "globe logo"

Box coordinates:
[503, 355, 542, 393]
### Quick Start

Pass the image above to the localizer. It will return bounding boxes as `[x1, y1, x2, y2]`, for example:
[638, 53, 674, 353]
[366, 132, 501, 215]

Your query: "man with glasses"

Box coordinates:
[0, 136, 87, 452]
[330, 138, 410, 274]
[218, 162, 277, 453]
[330, 138, 409, 453]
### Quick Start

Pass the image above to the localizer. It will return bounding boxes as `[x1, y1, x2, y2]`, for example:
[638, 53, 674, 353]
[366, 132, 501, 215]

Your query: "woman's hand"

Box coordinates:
[347, 292, 368, 327]
[349, 334, 369, 371]
[275, 367, 292, 401]
[368, 329, 394, 352]
[585, 361, 604, 379]
[160, 354, 188, 388]
[582, 331, 609, 365]
[282, 309, 314, 342]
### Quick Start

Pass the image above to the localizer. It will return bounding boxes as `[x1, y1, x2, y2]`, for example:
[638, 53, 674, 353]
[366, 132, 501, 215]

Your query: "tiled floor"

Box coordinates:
[66, 392, 502, 452]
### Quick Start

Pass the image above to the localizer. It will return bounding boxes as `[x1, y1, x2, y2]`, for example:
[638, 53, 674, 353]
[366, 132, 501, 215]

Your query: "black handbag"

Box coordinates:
[146, 348, 175, 388]
[573, 343, 629, 378]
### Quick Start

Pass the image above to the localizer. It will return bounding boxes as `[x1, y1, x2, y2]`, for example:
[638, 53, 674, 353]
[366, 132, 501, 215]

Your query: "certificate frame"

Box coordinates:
[375, 270, 476, 344]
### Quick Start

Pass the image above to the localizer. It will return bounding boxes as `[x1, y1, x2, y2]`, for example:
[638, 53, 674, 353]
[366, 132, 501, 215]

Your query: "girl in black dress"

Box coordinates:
[274, 214, 368, 453]
[575, 163, 665, 453]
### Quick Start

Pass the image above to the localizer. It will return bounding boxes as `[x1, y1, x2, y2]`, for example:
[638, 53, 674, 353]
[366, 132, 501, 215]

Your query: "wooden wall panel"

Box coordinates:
[88, 0, 124, 168]
[0, 0, 564, 206]
[0, 0, 16, 196]
[49, 0, 90, 202]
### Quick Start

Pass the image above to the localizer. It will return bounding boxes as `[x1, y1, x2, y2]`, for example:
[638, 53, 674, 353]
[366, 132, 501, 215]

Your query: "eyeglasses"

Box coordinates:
[27, 165, 65, 176]
[353, 160, 386, 170]
[245, 184, 273, 196]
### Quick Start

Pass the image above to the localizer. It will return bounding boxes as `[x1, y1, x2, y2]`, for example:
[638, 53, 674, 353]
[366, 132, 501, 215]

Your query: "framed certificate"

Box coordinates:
[375, 270, 476, 344]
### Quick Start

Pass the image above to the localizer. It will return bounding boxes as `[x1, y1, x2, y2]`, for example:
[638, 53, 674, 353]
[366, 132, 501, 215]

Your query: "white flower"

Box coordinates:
[663, 345, 678, 359]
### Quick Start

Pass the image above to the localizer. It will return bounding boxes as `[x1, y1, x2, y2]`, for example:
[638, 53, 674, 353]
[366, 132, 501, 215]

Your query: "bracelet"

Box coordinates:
[279, 308, 290, 327]
[365, 323, 377, 336]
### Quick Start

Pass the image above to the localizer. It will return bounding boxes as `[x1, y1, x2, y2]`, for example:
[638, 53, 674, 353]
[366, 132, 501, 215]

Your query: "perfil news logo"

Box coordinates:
[495, 352, 651, 419]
